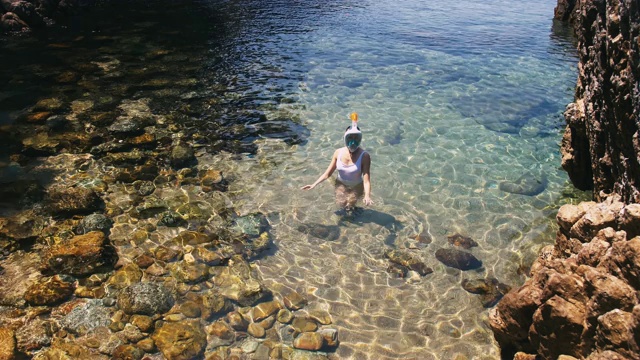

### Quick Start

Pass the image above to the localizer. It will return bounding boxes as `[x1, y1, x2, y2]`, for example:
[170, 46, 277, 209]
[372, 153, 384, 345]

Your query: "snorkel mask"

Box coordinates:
[344, 112, 362, 153]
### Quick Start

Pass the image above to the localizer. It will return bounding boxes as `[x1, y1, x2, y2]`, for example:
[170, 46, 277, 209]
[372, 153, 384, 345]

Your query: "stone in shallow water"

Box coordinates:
[291, 317, 318, 333]
[170, 142, 196, 169]
[24, 275, 75, 306]
[283, 291, 307, 310]
[293, 332, 325, 351]
[152, 320, 206, 360]
[45, 185, 103, 216]
[384, 250, 433, 276]
[214, 255, 268, 306]
[78, 213, 113, 234]
[61, 299, 113, 336]
[252, 300, 282, 322]
[41, 231, 118, 277]
[447, 233, 479, 249]
[499, 171, 547, 196]
[15, 318, 57, 354]
[296, 223, 340, 241]
[231, 212, 270, 238]
[0, 327, 16, 360]
[112, 344, 144, 360]
[461, 278, 511, 308]
[435, 248, 482, 271]
[386, 262, 409, 278]
[158, 211, 187, 227]
[117, 282, 175, 316]
[106, 263, 143, 289]
[169, 261, 210, 284]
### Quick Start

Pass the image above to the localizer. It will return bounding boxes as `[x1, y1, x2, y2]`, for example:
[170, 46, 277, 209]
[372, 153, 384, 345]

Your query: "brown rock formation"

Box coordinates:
[489, 196, 640, 358]
[493, 3, 640, 356]
[558, 0, 640, 203]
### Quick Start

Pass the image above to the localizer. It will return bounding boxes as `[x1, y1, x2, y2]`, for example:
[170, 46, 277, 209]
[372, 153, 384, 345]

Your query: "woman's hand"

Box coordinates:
[363, 195, 373, 206]
[301, 184, 315, 190]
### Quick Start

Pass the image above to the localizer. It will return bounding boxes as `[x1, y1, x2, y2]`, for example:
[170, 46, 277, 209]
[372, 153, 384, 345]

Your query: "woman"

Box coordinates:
[301, 112, 373, 210]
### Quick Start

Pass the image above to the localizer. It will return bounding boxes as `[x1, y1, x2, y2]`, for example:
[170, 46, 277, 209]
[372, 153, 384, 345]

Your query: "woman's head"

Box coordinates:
[344, 112, 362, 152]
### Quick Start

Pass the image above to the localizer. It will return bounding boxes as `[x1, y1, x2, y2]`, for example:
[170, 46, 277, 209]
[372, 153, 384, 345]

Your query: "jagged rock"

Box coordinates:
[40, 231, 117, 276]
[152, 320, 206, 360]
[117, 282, 175, 316]
[227, 310, 249, 331]
[559, 0, 640, 204]
[205, 320, 235, 348]
[435, 248, 482, 270]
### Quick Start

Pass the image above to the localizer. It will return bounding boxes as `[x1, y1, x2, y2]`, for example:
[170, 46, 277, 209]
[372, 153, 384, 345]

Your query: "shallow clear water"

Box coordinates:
[0, 0, 589, 358]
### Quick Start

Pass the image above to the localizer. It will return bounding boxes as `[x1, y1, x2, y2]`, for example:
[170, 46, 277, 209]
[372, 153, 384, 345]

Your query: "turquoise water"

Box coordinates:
[0, 0, 588, 358]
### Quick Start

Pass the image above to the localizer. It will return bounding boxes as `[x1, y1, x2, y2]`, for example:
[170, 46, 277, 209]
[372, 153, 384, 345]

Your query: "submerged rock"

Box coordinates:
[61, 299, 114, 336]
[45, 185, 103, 216]
[499, 171, 547, 196]
[435, 248, 483, 270]
[461, 278, 511, 308]
[158, 211, 187, 227]
[297, 223, 340, 241]
[384, 250, 433, 276]
[0, 327, 16, 360]
[41, 231, 118, 276]
[152, 320, 206, 360]
[447, 233, 479, 249]
[15, 318, 57, 354]
[78, 213, 113, 234]
[231, 212, 270, 238]
[214, 255, 268, 306]
[170, 142, 196, 169]
[24, 275, 75, 306]
[117, 281, 175, 316]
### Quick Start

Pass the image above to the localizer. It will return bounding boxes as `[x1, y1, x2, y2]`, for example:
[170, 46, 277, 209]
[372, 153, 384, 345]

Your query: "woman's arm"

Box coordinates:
[301, 149, 338, 190]
[361, 152, 373, 205]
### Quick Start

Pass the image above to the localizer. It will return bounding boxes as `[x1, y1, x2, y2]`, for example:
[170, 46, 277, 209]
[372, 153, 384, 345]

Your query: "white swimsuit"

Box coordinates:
[337, 148, 366, 187]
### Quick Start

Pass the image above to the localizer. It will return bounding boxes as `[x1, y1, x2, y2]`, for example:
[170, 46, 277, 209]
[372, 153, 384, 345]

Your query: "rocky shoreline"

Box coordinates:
[489, 0, 640, 358]
[0, 0, 79, 34]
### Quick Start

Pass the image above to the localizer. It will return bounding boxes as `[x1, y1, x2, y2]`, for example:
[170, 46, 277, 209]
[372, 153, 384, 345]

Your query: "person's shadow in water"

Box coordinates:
[338, 207, 403, 247]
